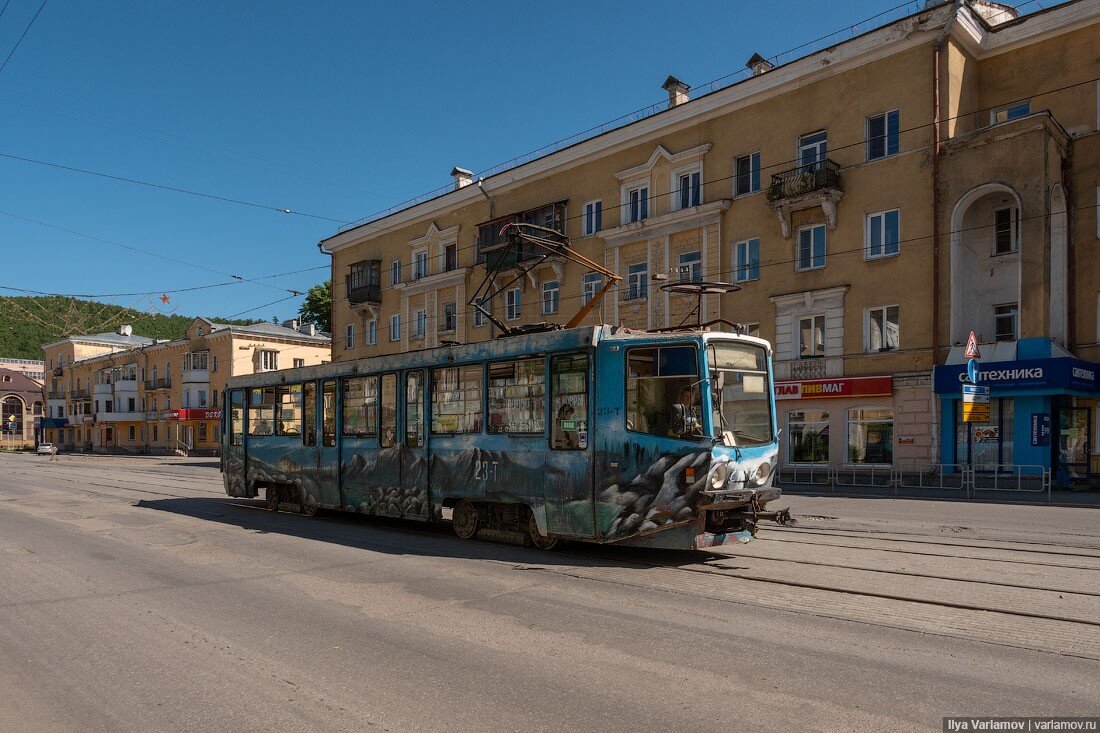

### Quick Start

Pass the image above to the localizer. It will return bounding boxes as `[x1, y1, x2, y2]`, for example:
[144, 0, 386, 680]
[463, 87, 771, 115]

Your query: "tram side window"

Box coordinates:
[488, 359, 546, 434]
[380, 373, 397, 448]
[406, 371, 424, 447]
[303, 382, 317, 446]
[343, 376, 378, 437]
[248, 387, 276, 436]
[431, 365, 483, 434]
[230, 390, 244, 446]
[626, 345, 701, 439]
[322, 380, 336, 447]
[551, 354, 588, 450]
[275, 384, 302, 436]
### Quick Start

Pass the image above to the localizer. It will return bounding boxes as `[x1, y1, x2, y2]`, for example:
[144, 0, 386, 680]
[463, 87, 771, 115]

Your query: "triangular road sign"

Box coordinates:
[964, 331, 981, 359]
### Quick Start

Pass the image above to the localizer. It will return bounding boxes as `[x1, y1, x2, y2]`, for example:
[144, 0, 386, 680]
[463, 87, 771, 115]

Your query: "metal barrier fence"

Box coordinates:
[777, 463, 1052, 501]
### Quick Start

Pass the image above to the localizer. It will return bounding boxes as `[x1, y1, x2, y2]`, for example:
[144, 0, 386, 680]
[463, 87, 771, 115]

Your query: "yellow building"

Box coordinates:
[320, 1, 1100, 476]
[41, 319, 330, 454]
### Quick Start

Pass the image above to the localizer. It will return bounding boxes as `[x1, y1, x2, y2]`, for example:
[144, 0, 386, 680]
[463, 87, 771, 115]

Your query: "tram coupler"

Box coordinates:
[756, 507, 793, 526]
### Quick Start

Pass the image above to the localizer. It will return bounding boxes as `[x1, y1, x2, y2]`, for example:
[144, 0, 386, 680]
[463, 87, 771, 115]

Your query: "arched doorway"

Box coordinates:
[2, 395, 25, 443]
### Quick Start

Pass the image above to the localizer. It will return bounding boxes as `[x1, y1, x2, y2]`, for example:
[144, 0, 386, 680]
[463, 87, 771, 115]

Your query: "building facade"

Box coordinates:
[321, 1, 1100, 480]
[0, 358, 45, 383]
[41, 319, 330, 454]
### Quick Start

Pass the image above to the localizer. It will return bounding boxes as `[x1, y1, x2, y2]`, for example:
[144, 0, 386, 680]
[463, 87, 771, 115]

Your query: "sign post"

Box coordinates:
[962, 383, 990, 423]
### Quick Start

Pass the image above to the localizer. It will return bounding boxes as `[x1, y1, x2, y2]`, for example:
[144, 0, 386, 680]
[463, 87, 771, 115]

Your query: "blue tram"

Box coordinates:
[220, 325, 785, 550]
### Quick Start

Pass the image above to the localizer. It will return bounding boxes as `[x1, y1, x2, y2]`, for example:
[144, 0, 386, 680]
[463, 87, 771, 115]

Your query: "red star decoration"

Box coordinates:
[160, 294, 170, 304]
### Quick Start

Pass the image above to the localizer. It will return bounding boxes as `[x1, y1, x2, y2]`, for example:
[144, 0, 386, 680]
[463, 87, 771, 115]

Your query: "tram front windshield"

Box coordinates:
[708, 341, 773, 447]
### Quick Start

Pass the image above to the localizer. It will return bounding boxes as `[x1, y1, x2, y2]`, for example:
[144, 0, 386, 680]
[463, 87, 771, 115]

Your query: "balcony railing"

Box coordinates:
[71, 389, 90, 399]
[47, 391, 66, 399]
[789, 359, 827, 380]
[157, 378, 172, 389]
[766, 159, 842, 201]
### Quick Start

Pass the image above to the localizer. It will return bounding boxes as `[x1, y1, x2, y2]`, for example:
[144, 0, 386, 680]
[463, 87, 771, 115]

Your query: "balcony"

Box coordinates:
[182, 369, 210, 384]
[53, 367, 63, 377]
[347, 259, 382, 306]
[94, 383, 113, 396]
[774, 357, 843, 381]
[477, 201, 567, 266]
[47, 391, 66, 399]
[766, 160, 843, 239]
[94, 411, 145, 423]
[71, 389, 90, 399]
[114, 378, 139, 393]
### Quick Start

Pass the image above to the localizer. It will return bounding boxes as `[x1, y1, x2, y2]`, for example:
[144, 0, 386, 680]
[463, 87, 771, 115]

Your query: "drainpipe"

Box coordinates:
[1062, 156, 1075, 350]
[476, 177, 494, 219]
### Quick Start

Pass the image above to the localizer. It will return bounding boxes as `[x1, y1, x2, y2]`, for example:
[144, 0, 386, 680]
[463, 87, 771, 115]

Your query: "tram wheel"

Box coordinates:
[528, 513, 560, 551]
[452, 500, 478, 540]
[300, 496, 319, 517]
[265, 487, 280, 511]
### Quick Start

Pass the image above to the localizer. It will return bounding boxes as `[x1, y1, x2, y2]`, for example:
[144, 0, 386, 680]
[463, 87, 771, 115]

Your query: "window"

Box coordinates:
[627, 185, 649, 223]
[302, 382, 316, 446]
[994, 207, 1019, 254]
[248, 387, 275, 436]
[444, 242, 457, 272]
[345, 323, 355, 349]
[798, 130, 827, 172]
[472, 299, 488, 328]
[431, 365, 482, 434]
[229, 390, 243, 446]
[734, 152, 761, 196]
[551, 353, 588, 450]
[742, 322, 761, 338]
[506, 289, 521, 321]
[995, 303, 1018, 341]
[322, 380, 336, 447]
[626, 345, 700, 439]
[275, 384, 302, 436]
[799, 315, 826, 358]
[866, 110, 900, 161]
[734, 239, 760, 282]
[184, 351, 209, 370]
[198, 423, 207, 442]
[848, 408, 893, 464]
[678, 251, 701, 282]
[380, 374, 397, 447]
[391, 259, 402, 285]
[441, 302, 457, 332]
[342, 376, 378, 437]
[788, 410, 828, 463]
[390, 314, 400, 341]
[866, 210, 900, 259]
[797, 225, 826, 270]
[488, 359, 545, 434]
[413, 309, 427, 338]
[676, 169, 701, 210]
[128, 397, 136, 411]
[542, 281, 559, 315]
[212, 355, 218, 373]
[582, 273, 602, 305]
[626, 263, 648, 300]
[258, 350, 278, 371]
[583, 200, 602, 236]
[867, 305, 900, 352]
[413, 250, 428, 280]
[293, 358, 305, 368]
[128, 425, 136, 441]
[992, 101, 1030, 124]
[367, 320, 377, 345]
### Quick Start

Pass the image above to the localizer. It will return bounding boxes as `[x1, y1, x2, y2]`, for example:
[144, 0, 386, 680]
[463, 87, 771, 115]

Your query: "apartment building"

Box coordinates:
[0, 358, 45, 383]
[321, 1, 1100, 479]
[41, 318, 330, 454]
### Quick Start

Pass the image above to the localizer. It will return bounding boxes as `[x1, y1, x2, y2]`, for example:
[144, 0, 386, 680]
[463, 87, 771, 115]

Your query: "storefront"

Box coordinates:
[932, 339, 1099, 483]
[165, 409, 222, 452]
[775, 375, 896, 468]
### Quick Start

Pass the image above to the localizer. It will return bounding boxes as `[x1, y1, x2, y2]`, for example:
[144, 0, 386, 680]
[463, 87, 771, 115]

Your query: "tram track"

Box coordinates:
[767, 525, 1100, 557]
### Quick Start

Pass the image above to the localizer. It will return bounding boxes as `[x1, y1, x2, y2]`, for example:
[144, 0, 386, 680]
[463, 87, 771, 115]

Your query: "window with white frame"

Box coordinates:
[675, 167, 701, 210]
[798, 130, 827, 172]
[293, 358, 305, 368]
[441, 302, 457, 332]
[582, 273, 602, 305]
[993, 207, 1019, 254]
[258, 350, 278, 371]
[866, 305, 900, 352]
[866, 110, 900, 161]
[798, 315, 826, 359]
[473, 298, 488, 327]
[627, 185, 649, 223]
[994, 303, 1018, 341]
[542, 280, 559, 315]
[626, 263, 648, 300]
[734, 239, 760, 282]
[443, 242, 457, 272]
[866, 210, 900, 259]
[677, 251, 701, 283]
[367, 320, 376, 345]
[742, 322, 761, 339]
[991, 101, 1030, 124]
[506, 289, 521, 321]
[413, 250, 428, 280]
[390, 314, 400, 341]
[797, 225, 826, 271]
[345, 323, 355, 350]
[391, 260, 402, 285]
[413, 309, 427, 337]
[734, 152, 760, 196]
[583, 200, 602, 236]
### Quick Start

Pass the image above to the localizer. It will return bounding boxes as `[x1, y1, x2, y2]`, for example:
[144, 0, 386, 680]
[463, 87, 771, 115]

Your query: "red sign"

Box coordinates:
[168, 409, 222, 421]
[774, 375, 893, 400]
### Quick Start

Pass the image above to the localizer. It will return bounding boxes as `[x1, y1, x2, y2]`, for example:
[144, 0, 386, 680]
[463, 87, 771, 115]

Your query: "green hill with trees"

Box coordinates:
[0, 296, 262, 360]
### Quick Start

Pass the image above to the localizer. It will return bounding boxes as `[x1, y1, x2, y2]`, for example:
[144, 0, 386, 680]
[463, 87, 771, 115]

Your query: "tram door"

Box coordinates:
[401, 370, 429, 518]
[318, 380, 341, 507]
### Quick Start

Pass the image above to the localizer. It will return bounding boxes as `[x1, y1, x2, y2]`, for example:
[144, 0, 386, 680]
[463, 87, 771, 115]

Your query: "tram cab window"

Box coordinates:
[343, 376, 379, 437]
[488, 359, 546, 434]
[230, 390, 244, 446]
[626, 345, 702, 439]
[406, 371, 424, 447]
[431, 365, 482, 434]
[303, 382, 317, 446]
[380, 374, 397, 448]
[708, 341, 772, 446]
[248, 388, 276, 436]
[551, 354, 588, 450]
[275, 384, 302, 436]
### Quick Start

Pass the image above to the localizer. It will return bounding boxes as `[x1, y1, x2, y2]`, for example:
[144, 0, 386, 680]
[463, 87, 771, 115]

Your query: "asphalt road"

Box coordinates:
[0, 453, 1097, 732]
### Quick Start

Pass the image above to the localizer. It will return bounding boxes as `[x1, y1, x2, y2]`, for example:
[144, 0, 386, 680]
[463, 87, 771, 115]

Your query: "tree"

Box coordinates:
[298, 280, 332, 333]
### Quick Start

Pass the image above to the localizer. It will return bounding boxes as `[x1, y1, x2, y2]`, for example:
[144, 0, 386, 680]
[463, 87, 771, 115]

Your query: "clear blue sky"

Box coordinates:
[1, 0, 916, 323]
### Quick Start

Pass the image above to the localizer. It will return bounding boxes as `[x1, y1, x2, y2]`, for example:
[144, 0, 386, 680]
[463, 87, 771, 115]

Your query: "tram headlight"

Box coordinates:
[710, 462, 729, 489]
[747, 461, 772, 487]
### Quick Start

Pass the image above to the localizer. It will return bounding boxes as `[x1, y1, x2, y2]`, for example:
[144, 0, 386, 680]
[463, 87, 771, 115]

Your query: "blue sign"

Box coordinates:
[934, 357, 1099, 394]
[966, 359, 980, 384]
[1031, 413, 1051, 446]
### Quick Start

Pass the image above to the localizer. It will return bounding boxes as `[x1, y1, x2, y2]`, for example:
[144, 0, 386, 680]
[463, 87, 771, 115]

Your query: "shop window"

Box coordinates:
[488, 359, 545, 434]
[551, 354, 588, 450]
[788, 410, 828, 463]
[955, 398, 1013, 467]
[847, 408, 893, 465]
[625, 345, 700, 439]
[342, 376, 379, 437]
[431, 365, 482, 434]
[248, 388, 275, 436]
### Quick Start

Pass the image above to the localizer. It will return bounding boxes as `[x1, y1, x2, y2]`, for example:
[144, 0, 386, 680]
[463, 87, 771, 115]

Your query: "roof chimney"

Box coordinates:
[662, 76, 690, 109]
[282, 318, 300, 331]
[746, 53, 774, 76]
[118, 325, 133, 337]
[451, 166, 474, 190]
[299, 323, 318, 336]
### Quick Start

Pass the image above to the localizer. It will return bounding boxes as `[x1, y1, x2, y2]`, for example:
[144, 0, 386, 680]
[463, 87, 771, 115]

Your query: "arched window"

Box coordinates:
[2, 396, 24, 435]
